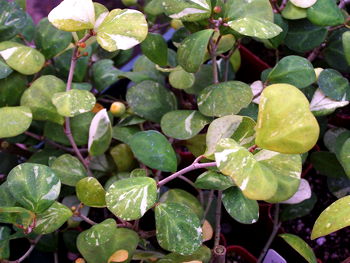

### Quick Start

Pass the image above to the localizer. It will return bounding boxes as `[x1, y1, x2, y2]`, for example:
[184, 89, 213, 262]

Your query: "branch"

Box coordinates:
[79, 214, 97, 225]
[257, 204, 281, 263]
[6, 235, 42, 263]
[213, 191, 225, 263]
[209, 37, 220, 84]
[157, 159, 216, 187]
[201, 190, 214, 224]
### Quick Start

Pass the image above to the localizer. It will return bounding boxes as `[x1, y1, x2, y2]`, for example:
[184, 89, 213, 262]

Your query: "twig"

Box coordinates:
[307, 43, 326, 62]
[257, 204, 281, 263]
[214, 191, 222, 247]
[54, 252, 59, 263]
[157, 161, 216, 187]
[209, 38, 220, 84]
[79, 214, 97, 225]
[201, 190, 215, 224]
[6, 235, 42, 263]
[178, 175, 204, 205]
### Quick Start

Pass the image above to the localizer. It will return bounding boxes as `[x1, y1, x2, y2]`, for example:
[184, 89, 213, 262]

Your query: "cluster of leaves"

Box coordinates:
[0, 0, 349, 262]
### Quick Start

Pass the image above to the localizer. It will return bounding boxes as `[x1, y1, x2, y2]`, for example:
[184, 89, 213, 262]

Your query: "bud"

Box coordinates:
[110, 102, 126, 117]
[170, 19, 183, 30]
[78, 42, 86, 48]
[75, 258, 86, 263]
[213, 6, 222, 14]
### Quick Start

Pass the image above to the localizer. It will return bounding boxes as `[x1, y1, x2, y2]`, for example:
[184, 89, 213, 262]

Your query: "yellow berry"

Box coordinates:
[110, 102, 126, 117]
[170, 19, 183, 30]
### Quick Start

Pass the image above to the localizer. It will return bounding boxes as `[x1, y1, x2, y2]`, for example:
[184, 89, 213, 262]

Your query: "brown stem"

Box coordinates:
[257, 204, 281, 263]
[214, 191, 222, 247]
[6, 235, 42, 263]
[201, 190, 215, 224]
[79, 214, 97, 225]
[213, 245, 226, 263]
[209, 37, 220, 84]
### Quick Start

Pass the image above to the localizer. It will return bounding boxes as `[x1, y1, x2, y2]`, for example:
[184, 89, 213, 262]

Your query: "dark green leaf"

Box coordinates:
[280, 193, 317, 221]
[317, 69, 350, 100]
[76, 177, 106, 208]
[141, 33, 168, 66]
[92, 59, 120, 92]
[310, 151, 347, 178]
[225, 0, 274, 21]
[0, 1, 27, 41]
[0, 72, 27, 106]
[195, 171, 234, 190]
[0, 59, 12, 79]
[0, 226, 11, 260]
[112, 125, 141, 144]
[307, 0, 344, 26]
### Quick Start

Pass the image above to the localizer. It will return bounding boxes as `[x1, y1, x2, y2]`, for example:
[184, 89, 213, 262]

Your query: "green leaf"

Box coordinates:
[48, 0, 95, 32]
[267, 55, 316, 89]
[0, 106, 32, 138]
[51, 154, 87, 186]
[126, 80, 177, 123]
[185, 134, 207, 157]
[0, 207, 35, 230]
[265, 14, 289, 49]
[342, 31, 350, 66]
[215, 138, 278, 200]
[110, 144, 137, 172]
[195, 171, 234, 190]
[88, 109, 112, 156]
[222, 187, 259, 224]
[52, 90, 96, 117]
[92, 59, 120, 92]
[310, 89, 349, 116]
[161, 110, 210, 140]
[76, 177, 106, 207]
[0, 183, 16, 207]
[96, 9, 148, 52]
[317, 69, 350, 101]
[280, 193, 317, 221]
[0, 226, 11, 260]
[34, 202, 73, 234]
[280, 234, 317, 263]
[20, 75, 66, 124]
[77, 219, 139, 263]
[157, 246, 211, 263]
[34, 18, 72, 59]
[162, 0, 211, 22]
[198, 81, 253, 117]
[311, 151, 347, 178]
[284, 19, 327, 53]
[0, 73, 27, 107]
[45, 112, 94, 146]
[106, 177, 157, 220]
[307, 0, 344, 26]
[281, 1, 307, 20]
[311, 195, 350, 239]
[257, 150, 302, 203]
[225, 0, 274, 22]
[141, 33, 168, 66]
[177, 29, 214, 73]
[129, 130, 177, 172]
[256, 84, 319, 154]
[0, 41, 45, 75]
[7, 163, 61, 213]
[335, 131, 350, 177]
[112, 125, 140, 144]
[205, 115, 256, 158]
[0, 1, 27, 41]
[228, 17, 282, 39]
[323, 127, 348, 153]
[0, 59, 12, 79]
[169, 68, 195, 90]
[155, 203, 202, 255]
[160, 189, 204, 218]
[290, 0, 316, 8]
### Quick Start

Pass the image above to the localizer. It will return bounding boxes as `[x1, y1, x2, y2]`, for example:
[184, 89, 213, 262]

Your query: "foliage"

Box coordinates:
[0, 0, 349, 262]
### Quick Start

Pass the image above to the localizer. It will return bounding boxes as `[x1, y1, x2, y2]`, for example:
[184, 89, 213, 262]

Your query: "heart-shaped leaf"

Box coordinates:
[160, 189, 204, 218]
[126, 80, 177, 123]
[225, 0, 274, 22]
[88, 109, 112, 156]
[7, 163, 61, 213]
[195, 171, 234, 190]
[110, 144, 137, 172]
[256, 150, 302, 203]
[0, 106, 32, 138]
[35, 18, 72, 59]
[76, 177, 106, 207]
[21, 75, 66, 124]
[307, 0, 344, 26]
[177, 29, 214, 73]
[317, 69, 350, 101]
[106, 177, 157, 220]
[0, 41, 45, 75]
[215, 138, 278, 200]
[129, 130, 177, 172]
[311, 195, 350, 239]
[48, 0, 95, 32]
[34, 202, 73, 234]
[51, 154, 87, 186]
[280, 234, 317, 263]
[0, 73, 27, 107]
[255, 84, 320, 154]
[267, 55, 316, 89]
[169, 68, 195, 90]
[0, 207, 35, 230]
[162, 0, 211, 22]
[205, 115, 256, 158]
[228, 17, 282, 39]
[77, 219, 139, 263]
[222, 187, 259, 224]
[112, 126, 141, 144]
[52, 90, 96, 117]
[141, 33, 168, 66]
[161, 110, 210, 140]
[155, 203, 202, 255]
[96, 9, 148, 52]
[198, 81, 253, 117]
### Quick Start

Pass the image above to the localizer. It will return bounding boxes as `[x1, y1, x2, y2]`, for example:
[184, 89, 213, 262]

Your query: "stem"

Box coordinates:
[64, 33, 93, 176]
[214, 191, 223, 247]
[307, 43, 326, 62]
[201, 190, 214, 224]
[7, 235, 42, 263]
[79, 214, 97, 225]
[157, 162, 217, 187]
[209, 37, 220, 84]
[54, 252, 59, 263]
[257, 204, 281, 263]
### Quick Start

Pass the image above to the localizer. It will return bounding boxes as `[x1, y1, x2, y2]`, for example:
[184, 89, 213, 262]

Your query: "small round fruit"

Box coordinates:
[110, 102, 126, 117]
[213, 6, 222, 13]
[170, 19, 183, 29]
[121, 0, 138, 6]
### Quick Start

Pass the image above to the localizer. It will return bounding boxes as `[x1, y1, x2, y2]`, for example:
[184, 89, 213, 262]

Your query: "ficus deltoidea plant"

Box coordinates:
[0, 0, 349, 262]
